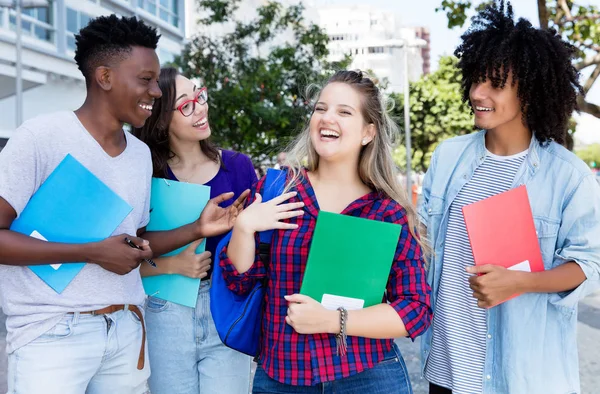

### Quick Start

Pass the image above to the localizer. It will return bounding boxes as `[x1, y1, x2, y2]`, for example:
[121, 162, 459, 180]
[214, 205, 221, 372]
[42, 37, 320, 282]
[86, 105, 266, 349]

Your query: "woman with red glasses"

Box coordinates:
[132, 67, 258, 394]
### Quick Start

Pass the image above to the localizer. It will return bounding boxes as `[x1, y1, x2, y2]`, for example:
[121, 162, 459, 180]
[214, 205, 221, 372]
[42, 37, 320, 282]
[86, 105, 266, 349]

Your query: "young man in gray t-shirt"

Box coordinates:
[0, 16, 247, 394]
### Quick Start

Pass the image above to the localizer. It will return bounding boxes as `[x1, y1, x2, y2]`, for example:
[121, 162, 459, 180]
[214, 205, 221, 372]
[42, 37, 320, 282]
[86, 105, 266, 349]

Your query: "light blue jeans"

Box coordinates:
[145, 279, 252, 394]
[7, 308, 150, 394]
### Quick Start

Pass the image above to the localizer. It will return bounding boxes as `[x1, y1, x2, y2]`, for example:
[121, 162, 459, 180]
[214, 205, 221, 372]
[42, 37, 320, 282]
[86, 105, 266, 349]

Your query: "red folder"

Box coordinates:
[462, 186, 544, 305]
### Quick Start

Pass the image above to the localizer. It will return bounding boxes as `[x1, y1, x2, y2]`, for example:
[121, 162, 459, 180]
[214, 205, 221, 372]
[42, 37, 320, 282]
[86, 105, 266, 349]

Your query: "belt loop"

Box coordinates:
[124, 304, 129, 313]
[72, 311, 80, 326]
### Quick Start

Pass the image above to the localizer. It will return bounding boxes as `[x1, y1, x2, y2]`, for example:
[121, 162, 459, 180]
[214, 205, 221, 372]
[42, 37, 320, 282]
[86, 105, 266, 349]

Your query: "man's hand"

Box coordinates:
[88, 235, 153, 275]
[195, 190, 250, 238]
[467, 265, 525, 308]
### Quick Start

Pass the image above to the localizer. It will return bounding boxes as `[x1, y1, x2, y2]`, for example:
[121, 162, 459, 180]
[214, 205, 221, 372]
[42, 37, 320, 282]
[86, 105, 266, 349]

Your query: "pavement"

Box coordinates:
[2, 292, 600, 393]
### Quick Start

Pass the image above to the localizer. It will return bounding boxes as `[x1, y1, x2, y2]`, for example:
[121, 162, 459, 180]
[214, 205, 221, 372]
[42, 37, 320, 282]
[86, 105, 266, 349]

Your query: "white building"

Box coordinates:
[318, 5, 426, 92]
[0, 0, 187, 145]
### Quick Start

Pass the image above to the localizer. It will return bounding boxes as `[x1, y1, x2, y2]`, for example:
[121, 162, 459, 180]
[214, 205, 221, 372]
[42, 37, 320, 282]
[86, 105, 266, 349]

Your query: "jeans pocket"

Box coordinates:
[375, 344, 413, 394]
[128, 308, 144, 325]
[145, 296, 169, 313]
[35, 318, 73, 343]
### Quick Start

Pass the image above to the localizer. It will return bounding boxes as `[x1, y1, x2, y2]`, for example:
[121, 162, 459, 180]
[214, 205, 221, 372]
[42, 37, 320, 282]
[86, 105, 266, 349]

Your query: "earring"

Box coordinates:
[362, 139, 368, 145]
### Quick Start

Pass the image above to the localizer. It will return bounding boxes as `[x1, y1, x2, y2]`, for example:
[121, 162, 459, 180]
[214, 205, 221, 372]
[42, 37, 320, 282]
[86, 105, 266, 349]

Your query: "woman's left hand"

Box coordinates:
[284, 294, 339, 335]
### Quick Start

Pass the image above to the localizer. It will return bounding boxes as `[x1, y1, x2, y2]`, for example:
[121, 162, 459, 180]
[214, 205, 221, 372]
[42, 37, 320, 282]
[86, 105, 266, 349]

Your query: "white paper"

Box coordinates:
[321, 294, 365, 311]
[507, 260, 531, 272]
[30, 230, 61, 270]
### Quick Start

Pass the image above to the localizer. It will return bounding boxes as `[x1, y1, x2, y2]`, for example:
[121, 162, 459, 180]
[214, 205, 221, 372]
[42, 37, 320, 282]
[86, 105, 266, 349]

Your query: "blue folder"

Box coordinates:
[10, 154, 133, 293]
[142, 178, 211, 308]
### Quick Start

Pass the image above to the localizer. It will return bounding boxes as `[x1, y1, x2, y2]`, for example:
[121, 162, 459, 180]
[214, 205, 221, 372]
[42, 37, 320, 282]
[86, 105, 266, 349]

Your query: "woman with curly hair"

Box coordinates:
[419, 1, 600, 393]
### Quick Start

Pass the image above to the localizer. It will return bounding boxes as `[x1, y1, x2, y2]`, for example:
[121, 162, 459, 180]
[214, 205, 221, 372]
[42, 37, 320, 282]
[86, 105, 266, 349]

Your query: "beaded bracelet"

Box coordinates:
[336, 306, 348, 356]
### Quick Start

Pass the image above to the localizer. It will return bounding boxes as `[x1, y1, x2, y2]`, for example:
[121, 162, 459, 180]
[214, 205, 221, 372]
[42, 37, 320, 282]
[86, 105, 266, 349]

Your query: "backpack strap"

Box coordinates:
[257, 168, 287, 270]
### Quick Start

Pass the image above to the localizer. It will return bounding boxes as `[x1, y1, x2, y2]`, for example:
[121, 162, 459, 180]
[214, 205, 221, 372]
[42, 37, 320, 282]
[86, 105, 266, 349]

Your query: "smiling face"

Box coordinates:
[108, 46, 162, 128]
[309, 82, 375, 163]
[469, 71, 523, 132]
[168, 75, 211, 144]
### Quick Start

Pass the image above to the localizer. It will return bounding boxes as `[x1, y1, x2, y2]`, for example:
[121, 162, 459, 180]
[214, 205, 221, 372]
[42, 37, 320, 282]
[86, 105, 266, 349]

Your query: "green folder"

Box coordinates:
[142, 178, 210, 308]
[300, 211, 402, 310]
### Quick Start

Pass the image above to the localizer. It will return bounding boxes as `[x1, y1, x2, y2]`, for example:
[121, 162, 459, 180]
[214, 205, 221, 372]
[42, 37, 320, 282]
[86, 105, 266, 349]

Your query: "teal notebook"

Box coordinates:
[142, 178, 210, 308]
[300, 211, 402, 310]
[10, 154, 132, 293]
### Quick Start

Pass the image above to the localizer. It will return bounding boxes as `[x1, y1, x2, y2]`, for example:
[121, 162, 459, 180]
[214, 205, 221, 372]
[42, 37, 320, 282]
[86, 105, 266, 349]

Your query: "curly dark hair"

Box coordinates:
[131, 67, 220, 178]
[454, 0, 583, 145]
[74, 15, 160, 86]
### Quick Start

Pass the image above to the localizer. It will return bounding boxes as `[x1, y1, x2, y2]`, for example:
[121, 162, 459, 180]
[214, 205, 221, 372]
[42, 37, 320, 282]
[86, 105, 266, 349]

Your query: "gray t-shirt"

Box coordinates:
[0, 111, 152, 354]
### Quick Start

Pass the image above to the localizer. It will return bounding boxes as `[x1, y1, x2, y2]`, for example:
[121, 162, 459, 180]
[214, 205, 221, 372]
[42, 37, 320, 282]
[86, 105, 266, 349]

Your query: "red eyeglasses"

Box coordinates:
[173, 87, 208, 117]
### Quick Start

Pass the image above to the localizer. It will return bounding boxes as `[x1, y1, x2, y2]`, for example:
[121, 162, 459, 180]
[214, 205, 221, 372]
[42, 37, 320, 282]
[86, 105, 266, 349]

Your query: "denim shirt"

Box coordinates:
[418, 131, 600, 394]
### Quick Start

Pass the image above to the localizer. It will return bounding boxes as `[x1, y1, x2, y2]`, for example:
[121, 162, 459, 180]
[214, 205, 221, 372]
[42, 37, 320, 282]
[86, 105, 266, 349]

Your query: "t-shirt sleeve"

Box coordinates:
[0, 127, 41, 217]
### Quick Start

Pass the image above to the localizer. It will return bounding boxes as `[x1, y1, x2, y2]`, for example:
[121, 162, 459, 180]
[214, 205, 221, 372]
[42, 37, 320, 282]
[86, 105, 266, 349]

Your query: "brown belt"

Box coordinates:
[80, 304, 146, 370]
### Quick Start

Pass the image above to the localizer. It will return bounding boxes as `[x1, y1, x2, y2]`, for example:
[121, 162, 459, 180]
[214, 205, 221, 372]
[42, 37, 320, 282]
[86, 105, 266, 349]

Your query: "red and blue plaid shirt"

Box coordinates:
[219, 170, 432, 386]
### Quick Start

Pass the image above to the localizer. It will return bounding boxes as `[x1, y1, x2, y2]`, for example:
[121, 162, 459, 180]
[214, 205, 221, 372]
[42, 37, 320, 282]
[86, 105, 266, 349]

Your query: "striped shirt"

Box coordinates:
[424, 149, 528, 393]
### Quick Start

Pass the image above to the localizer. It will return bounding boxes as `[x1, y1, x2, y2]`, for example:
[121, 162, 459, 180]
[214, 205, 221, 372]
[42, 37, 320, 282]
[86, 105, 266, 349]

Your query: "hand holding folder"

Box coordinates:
[10, 154, 132, 293]
[142, 178, 211, 308]
[462, 186, 544, 307]
[299, 211, 402, 310]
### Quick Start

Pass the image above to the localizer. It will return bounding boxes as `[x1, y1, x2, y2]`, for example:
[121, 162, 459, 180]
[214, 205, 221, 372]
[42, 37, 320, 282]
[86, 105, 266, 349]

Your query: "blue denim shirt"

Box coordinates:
[418, 131, 600, 394]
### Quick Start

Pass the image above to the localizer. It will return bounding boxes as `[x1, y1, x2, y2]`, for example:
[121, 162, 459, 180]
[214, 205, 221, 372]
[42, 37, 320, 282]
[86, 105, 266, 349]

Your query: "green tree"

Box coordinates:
[576, 143, 600, 168]
[391, 56, 475, 172]
[436, 0, 600, 119]
[177, 0, 350, 163]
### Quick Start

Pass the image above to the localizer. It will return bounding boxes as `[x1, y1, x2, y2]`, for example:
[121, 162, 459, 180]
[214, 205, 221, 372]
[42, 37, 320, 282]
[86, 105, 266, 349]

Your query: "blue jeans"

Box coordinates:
[252, 344, 412, 394]
[145, 279, 252, 394]
[7, 308, 150, 394]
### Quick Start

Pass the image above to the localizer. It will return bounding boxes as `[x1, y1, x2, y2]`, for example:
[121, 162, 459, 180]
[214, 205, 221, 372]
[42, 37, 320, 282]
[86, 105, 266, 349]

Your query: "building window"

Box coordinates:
[66, 8, 92, 51]
[138, 0, 179, 28]
[368, 46, 385, 54]
[159, 49, 177, 65]
[9, 2, 54, 43]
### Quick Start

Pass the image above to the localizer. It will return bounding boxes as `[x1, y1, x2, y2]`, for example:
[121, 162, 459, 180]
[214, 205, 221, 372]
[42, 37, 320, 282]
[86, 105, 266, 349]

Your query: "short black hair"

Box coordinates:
[74, 15, 160, 86]
[455, 0, 583, 145]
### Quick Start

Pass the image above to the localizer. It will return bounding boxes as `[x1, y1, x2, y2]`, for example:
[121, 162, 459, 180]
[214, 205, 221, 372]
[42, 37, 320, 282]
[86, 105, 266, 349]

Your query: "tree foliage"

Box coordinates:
[436, 0, 600, 119]
[177, 0, 350, 163]
[576, 143, 600, 168]
[391, 56, 475, 172]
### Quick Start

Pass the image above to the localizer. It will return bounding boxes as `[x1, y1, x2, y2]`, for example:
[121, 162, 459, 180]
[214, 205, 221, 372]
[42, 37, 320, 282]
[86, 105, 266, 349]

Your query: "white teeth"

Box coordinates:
[193, 118, 208, 127]
[320, 129, 340, 138]
[475, 106, 494, 112]
[139, 104, 153, 111]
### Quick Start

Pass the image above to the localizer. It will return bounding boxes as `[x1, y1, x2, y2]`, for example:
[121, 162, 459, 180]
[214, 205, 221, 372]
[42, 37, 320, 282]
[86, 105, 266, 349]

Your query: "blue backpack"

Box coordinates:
[210, 169, 286, 357]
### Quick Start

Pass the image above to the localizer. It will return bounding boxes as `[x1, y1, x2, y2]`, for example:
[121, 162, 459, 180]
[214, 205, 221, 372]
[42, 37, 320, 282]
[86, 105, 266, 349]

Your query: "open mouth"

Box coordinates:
[193, 117, 209, 129]
[474, 105, 494, 113]
[139, 103, 153, 114]
[320, 128, 340, 141]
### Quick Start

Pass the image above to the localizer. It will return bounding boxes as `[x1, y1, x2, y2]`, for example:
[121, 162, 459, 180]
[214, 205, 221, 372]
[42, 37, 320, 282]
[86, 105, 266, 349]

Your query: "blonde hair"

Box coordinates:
[283, 70, 424, 246]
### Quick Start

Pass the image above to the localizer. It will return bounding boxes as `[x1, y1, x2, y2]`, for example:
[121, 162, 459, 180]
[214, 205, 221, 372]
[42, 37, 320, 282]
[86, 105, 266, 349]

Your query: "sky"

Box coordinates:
[323, 0, 600, 144]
